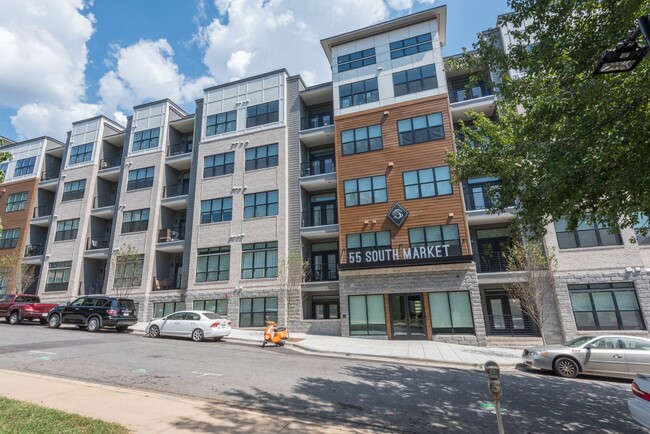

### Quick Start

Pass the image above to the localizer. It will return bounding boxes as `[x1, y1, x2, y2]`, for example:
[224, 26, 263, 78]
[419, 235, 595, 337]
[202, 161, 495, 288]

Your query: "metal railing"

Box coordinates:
[93, 193, 116, 208]
[113, 277, 142, 288]
[464, 182, 499, 211]
[158, 228, 184, 242]
[79, 280, 104, 295]
[99, 156, 121, 170]
[306, 264, 339, 282]
[62, 189, 85, 202]
[301, 113, 333, 130]
[485, 314, 537, 336]
[301, 209, 338, 227]
[449, 81, 493, 103]
[152, 275, 182, 291]
[44, 282, 68, 292]
[167, 142, 193, 156]
[162, 183, 189, 198]
[300, 160, 335, 177]
[127, 178, 154, 191]
[40, 169, 60, 181]
[24, 244, 45, 257]
[86, 237, 110, 250]
[33, 205, 52, 218]
[477, 252, 508, 273]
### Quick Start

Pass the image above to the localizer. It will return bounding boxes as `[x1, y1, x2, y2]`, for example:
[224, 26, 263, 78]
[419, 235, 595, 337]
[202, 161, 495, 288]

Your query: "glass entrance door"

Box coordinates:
[389, 294, 426, 340]
[485, 292, 535, 336]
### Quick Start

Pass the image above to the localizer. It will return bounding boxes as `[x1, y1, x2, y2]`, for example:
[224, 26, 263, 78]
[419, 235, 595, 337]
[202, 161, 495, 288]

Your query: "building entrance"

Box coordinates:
[389, 293, 427, 340]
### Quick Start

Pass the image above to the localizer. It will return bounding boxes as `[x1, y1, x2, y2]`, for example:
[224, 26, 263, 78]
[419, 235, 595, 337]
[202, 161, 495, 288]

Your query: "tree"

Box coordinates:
[0, 253, 37, 294]
[277, 248, 310, 327]
[112, 244, 143, 298]
[505, 239, 557, 344]
[448, 1, 650, 240]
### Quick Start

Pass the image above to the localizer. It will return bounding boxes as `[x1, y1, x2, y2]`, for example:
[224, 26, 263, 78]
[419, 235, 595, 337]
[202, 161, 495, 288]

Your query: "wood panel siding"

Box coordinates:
[0, 178, 39, 259]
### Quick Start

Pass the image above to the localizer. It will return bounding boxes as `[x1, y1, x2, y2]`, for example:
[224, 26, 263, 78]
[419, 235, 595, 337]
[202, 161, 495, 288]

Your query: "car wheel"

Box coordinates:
[149, 325, 160, 338]
[87, 317, 100, 333]
[191, 328, 204, 342]
[116, 326, 129, 332]
[213, 337, 223, 342]
[39, 319, 47, 325]
[48, 315, 61, 329]
[554, 357, 579, 378]
[9, 312, 20, 325]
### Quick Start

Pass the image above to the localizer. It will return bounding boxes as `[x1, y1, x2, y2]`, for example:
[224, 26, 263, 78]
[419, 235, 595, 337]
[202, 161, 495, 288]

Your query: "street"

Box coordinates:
[0, 322, 643, 433]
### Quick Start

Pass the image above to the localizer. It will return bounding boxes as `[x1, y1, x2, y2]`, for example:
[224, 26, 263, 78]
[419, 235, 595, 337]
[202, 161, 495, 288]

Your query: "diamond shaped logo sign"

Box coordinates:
[387, 202, 409, 227]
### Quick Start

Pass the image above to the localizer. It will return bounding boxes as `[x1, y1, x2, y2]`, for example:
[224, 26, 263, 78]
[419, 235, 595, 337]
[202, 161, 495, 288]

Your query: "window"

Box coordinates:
[555, 219, 622, 249]
[204, 152, 234, 178]
[0, 162, 8, 176]
[200, 197, 233, 223]
[127, 167, 154, 190]
[409, 224, 461, 256]
[429, 291, 474, 333]
[193, 299, 228, 316]
[341, 125, 383, 155]
[45, 261, 72, 292]
[153, 301, 185, 318]
[245, 144, 278, 170]
[569, 283, 645, 331]
[122, 209, 149, 233]
[244, 190, 278, 218]
[246, 101, 279, 128]
[337, 48, 376, 73]
[312, 296, 340, 319]
[397, 113, 444, 145]
[344, 175, 387, 206]
[62, 179, 86, 201]
[339, 78, 379, 108]
[114, 254, 144, 288]
[241, 242, 278, 279]
[196, 247, 230, 282]
[346, 231, 391, 252]
[55, 219, 79, 241]
[349, 294, 386, 335]
[14, 157, 36, 176]
[206, 110, 236, 136]
[132, 127, 160, 151]
[5, 192, 27, 212]
[390, 33, 433, 59]
[403, 166, 452, 199]
[0, 228, 20, 249]
[393, 64, 438, 96]
[634, 213, 649, 246]
[69, 143, 93, 164]
[239, 297, 278, 327]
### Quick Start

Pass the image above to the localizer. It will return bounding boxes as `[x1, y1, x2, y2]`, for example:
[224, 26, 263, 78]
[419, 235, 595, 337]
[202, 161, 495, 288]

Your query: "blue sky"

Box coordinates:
[0, 0, 510, 142]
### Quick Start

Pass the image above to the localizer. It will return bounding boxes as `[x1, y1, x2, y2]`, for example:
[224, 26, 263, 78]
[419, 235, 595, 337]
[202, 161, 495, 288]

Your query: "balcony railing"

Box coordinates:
[79, 280, 104, 295]
[449, 82, 493, 103]
[24, 244, 45, 257]
[44, 282, 68, 292]
[99, 156, 121, 170]
[301, 113, 333, 130]
[485, 314, 537, 337]
[300, 160, 335, 177]
[167, 142, 193, 157]
[86, 237, 110, 250]
[301, 210, 338, 227]
[153, 275, 182, 291]
[40, 169, 60, 181]
[113, 277, 141, 288]
[93, 193, 116, 209]
[306, 264, 338, 282]
[158, 228, 184, 242]
[33, 205, 52, 218]
[163, 183, 189, 198]
[464, 182, 499, 211]
[477, 251, 508, 273]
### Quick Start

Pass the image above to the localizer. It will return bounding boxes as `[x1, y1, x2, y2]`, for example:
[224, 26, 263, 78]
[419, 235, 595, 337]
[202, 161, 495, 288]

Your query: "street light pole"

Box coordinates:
[593, 15, 650, 74]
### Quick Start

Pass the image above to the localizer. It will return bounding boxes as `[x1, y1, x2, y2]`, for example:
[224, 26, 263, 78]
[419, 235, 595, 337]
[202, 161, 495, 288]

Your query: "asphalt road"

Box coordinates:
[0, 321, 644, 433]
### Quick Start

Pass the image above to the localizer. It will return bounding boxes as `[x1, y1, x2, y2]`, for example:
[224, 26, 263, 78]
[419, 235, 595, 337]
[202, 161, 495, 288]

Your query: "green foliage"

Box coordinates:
[448, 0, 650, 239]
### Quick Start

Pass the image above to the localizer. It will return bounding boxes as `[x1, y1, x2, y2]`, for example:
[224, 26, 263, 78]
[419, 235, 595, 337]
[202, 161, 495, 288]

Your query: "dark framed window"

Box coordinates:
[244, 190, 278, 218]
[132, 128, 160, 151]
[344, 175, 387, 206]
[5, 192, 27, 212]
[204, 152, 234, 178]
[569, 283, 645, 331]
[246, 101, 279, 128]
[554, 219, 623, 249]
[403, 166, 452, 199]
[55, 219, 79, 241]
[349, 294, 386, 335]
[200, 197, 233, 223]
[337, 48, 376, 73]
[429, 291, 474, 334]
[127, 167, 154, 190]
[634, 213, 650, 246]
[312, 297, 340, 319]
[114, 254, 144, 288]
[339, 78, 379, 108]
[69, 143, 93, 164]
[14, 157, 36, 176]
[196, 247, 230, 282]
[193, 299, 228, 316]
[245, 144, 278, 170]
[346, 231, 391, 252]
[153, 301, 185, 318]
[122, 209, 150, 233]
[206, 110, 236, 136]
[239, 297, 278, 327]
[409, 224, 461, 256]
[0, 162, 8, 176]
[393, 64, 438, 96]
[241, 242, 278, 279]
[46, 261, 72, 292]
[397, 113, 444, 145]
[341, 125, 383, 155]
[390, 33, 433, 59]
[62, 179, 86, 201]
[0, 228, 20, 249]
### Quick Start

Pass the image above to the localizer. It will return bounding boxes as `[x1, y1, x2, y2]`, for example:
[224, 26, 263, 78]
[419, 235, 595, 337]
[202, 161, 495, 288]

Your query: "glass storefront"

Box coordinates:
[349, 294, 386, 335]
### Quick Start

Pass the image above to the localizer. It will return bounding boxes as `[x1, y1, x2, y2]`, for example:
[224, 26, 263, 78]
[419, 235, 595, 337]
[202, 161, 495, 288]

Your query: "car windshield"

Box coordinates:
[115, 299, 135, 309]
[202, 312, 225, 320]
[563, 336, 595, 347]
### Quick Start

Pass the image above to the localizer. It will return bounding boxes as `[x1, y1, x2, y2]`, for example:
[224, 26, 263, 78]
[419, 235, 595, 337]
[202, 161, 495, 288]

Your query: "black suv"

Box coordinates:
[47, 296, 138, 332]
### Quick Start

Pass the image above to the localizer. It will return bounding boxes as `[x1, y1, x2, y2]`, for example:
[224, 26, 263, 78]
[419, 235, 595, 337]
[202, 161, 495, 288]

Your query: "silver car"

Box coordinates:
[145, 310, 232, 342]
[522, 335, 650, 378]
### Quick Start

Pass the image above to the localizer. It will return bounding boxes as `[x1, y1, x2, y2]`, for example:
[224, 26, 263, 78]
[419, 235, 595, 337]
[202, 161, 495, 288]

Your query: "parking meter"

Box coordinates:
[484, 360, 505, 434]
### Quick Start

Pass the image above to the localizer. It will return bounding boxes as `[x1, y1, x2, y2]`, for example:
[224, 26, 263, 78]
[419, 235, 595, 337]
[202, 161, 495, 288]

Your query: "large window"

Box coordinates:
[344, 175, 387, 206]
[14, 157, 36, 176]
[122, 209, 150, 233]
[114, 254, 144, 288]
[201, 197, 233, 224]
[193, 299, 228, 316]
[0, 228, 20, 249]
[62, 179, 86, 201]
[239, 297, 278, 327]
[339, 78, 379, 108]
[341, 125, 383, 156]
[5, 192, 27, 212]
[45, 261, 72, 292]
[390, 33, 433, 59]
[153, 301, 185, 318]
[204, 152, 234, 178]
[349, 294, 386, 335]
[569, 283, 645, 331]
[245, 144, 278, 170]
[635, 213, 650, 246]
[127, 167, 154, 190]
[403, 166, 452, 199]
[132, 127, 160, 151]
[246, 101, 279, 128]
[554, 219, 622, 249]
[196, 247, 230, 282]
[206, 110, 236, 136]
[429, 291, 474, 334]
[244, 190, 278, 218]
[241, 242, 278, 279]
[409, 224, 461, 256]
[397, 113, 444, 145]
[393, 64, 438, 97]
[55, 219, 79, 241]
[346, 231, 391, 252]
[337, 48, 376, 73]
[69, 143, 93, 164]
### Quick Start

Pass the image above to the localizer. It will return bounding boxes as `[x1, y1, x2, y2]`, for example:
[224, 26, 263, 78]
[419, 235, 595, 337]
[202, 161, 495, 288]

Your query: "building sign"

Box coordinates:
[346, 244, 453, 265]
[387, 202, 409, 227]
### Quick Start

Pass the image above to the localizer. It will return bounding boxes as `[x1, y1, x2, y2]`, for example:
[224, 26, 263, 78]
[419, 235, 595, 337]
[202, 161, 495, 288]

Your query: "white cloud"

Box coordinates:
[227, 50, 254, 77]
[11, 102, 101, 140]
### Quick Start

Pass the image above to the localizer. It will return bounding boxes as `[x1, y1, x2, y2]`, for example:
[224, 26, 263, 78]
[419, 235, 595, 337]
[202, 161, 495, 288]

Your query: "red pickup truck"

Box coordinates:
[0, 294, 59, 325]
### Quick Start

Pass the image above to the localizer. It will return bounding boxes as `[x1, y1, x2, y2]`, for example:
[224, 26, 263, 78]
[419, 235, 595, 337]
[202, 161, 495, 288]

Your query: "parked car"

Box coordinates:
[47, 295, 138, 332]
[522, 335, 650, 379]
[145, 310, 231, 342]
[629, 373, 650, 429]
[0, 294, 59, 325]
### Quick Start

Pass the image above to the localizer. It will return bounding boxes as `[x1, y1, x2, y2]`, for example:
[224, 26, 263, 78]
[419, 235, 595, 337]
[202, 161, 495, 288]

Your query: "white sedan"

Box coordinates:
[145, 310, 231, 342]
[630, 373, 650, 429]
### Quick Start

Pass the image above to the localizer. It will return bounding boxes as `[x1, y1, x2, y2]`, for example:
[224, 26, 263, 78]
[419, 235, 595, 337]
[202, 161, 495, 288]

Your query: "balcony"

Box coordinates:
[99, 156, 122, 170]
[97, 156, 121, 181]
[300, 114, 335, 148]
[32, 206, 53, 225]
[152, 275, 183, 291]
[449, 82, 496, 121]
[299, 161, 337, 192]
[464, 181, 515, 225]
[301, 113, 333, 131]
[24, 244, 45, 258]
[93, 193, 116, 211]
[161, 184, 189, 210]
[156, 228, 184, 253]
[40, 169, 60, 181]
[79, 280, 104, 295]
[166, 143, 193, 171]
[478, 251, 507, 273]
[167, 142, 192, 157]
[86, 237, 110, 251]
[306, 264, 338, 282]
[39, 170, 60, 191]
[300, 210, 339, 240]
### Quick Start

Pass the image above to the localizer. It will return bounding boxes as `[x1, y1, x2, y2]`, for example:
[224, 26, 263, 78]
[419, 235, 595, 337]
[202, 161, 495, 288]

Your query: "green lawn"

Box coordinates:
[0, 396, 130, 434]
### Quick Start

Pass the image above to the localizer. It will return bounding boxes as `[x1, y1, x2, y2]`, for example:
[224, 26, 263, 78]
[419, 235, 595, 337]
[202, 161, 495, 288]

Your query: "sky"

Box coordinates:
[0, 0, 511, 143]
